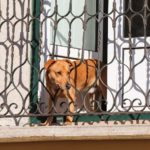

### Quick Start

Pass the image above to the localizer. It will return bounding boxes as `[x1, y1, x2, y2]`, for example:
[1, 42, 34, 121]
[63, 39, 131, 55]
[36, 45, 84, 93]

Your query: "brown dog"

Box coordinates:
[44, 59, 107, 125]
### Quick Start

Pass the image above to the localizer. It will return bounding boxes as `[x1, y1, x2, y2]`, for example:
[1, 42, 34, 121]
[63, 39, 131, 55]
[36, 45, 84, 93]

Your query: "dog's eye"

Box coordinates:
[56, 71, 62, 75]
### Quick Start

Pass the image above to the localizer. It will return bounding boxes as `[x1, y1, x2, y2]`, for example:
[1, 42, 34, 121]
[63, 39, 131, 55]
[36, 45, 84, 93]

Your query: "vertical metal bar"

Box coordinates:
[51, 0, 58, 59]
[103, 0, 108, 64]
[81, 0, 87, 61]
[67, 0, 72, 58]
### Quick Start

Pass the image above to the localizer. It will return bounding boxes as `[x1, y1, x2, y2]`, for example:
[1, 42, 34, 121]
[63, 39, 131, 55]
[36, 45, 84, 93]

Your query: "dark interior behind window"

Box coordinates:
[124, 0, 150, 37]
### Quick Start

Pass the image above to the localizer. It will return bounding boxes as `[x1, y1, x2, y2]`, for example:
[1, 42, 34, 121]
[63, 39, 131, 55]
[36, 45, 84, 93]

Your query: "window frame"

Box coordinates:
[30, 0, 41, 124]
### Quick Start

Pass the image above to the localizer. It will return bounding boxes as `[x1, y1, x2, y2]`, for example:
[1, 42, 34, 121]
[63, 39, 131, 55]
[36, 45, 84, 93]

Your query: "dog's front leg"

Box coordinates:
[63, 88, 75, 125]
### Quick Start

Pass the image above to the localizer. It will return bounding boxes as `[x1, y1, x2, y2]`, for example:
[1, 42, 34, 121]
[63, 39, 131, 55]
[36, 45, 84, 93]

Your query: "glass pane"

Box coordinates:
[50, 0, 96, 51]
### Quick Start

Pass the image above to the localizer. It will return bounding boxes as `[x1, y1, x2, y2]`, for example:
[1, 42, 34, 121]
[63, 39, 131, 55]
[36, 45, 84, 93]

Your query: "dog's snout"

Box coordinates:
[66, 83, 71, 89]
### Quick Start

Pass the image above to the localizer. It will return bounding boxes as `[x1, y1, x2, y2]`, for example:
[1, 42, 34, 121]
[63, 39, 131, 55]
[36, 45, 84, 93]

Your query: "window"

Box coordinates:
[49, 0, 97, 51]
[124, 0, 150, 37]
[37, 0, 106, 124]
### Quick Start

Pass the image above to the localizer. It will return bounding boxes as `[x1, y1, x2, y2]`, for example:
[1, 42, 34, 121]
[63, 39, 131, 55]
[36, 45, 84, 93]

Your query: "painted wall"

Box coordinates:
[1, 140, 150, 150]
[0, 0, 32, 126]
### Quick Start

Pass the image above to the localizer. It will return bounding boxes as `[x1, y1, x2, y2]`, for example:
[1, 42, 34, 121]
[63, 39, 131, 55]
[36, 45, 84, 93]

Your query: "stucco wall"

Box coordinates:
[0, 0, 32, 126]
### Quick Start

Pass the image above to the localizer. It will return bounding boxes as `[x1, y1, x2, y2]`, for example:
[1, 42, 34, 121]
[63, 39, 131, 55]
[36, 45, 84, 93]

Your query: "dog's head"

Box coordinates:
[44, 59, 73, 90]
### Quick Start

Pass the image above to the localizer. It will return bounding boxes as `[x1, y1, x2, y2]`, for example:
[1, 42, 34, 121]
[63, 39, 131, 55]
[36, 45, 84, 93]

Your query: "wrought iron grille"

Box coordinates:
[0, 0, 150, 126]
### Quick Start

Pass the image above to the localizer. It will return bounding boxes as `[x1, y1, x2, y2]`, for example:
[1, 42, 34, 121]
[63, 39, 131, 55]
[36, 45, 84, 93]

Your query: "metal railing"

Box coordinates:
[0, 0, 150, 126]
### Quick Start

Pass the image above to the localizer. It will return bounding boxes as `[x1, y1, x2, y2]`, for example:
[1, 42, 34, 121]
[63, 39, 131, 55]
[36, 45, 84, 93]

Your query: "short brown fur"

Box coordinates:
[43, 59, 107, 125]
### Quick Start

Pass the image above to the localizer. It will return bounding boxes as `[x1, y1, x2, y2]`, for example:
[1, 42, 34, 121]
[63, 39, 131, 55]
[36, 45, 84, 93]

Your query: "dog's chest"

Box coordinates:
[88, 87, 97, 93]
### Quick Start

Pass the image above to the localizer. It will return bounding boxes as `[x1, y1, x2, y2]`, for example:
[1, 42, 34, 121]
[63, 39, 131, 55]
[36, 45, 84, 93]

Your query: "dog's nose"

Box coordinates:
[66, 83, 71, 89]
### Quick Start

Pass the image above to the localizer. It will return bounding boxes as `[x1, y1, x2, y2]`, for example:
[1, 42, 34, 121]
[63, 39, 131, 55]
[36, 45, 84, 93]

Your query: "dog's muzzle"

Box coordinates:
[65, 83, 71, 90]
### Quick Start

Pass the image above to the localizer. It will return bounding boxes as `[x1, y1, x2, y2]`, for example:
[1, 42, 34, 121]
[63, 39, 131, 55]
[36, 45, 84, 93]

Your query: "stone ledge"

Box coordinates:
[1, 123, 150, 143]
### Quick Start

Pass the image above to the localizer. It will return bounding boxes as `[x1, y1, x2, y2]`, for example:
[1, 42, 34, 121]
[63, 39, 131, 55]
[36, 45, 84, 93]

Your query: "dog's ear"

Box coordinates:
[65, 59, 73, 68]
[64, 59, 75, 73]
[44, 59, 55, 70]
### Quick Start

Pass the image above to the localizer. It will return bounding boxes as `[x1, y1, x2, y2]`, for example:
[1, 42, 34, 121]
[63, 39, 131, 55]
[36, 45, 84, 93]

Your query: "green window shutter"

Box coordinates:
[30, 0, 41, 124]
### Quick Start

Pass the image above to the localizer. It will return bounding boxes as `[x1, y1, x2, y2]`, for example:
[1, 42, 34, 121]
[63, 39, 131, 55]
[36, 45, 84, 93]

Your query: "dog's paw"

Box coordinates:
[64, 121, 72, 125]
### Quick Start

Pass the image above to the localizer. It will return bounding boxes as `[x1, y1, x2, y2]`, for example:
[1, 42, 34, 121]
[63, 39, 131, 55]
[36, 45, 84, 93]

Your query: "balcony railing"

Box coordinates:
[0, 0, 150, 126]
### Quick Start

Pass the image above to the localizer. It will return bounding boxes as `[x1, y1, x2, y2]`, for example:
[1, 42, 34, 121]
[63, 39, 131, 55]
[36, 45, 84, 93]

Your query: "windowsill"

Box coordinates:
[1, 121, 150, 143]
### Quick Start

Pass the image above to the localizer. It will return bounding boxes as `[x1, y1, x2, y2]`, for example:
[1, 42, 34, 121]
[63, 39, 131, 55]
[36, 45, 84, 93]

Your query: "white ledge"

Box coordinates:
[1, 123, 150, 143]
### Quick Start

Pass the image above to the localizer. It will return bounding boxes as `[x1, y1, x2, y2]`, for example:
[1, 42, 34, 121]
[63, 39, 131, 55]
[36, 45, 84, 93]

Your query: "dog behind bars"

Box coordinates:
[43, 59, 107, 125]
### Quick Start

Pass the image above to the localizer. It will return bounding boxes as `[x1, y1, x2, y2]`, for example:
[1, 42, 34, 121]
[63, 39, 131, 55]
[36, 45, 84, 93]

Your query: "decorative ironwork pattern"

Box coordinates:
[0, 0, 150, 126]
